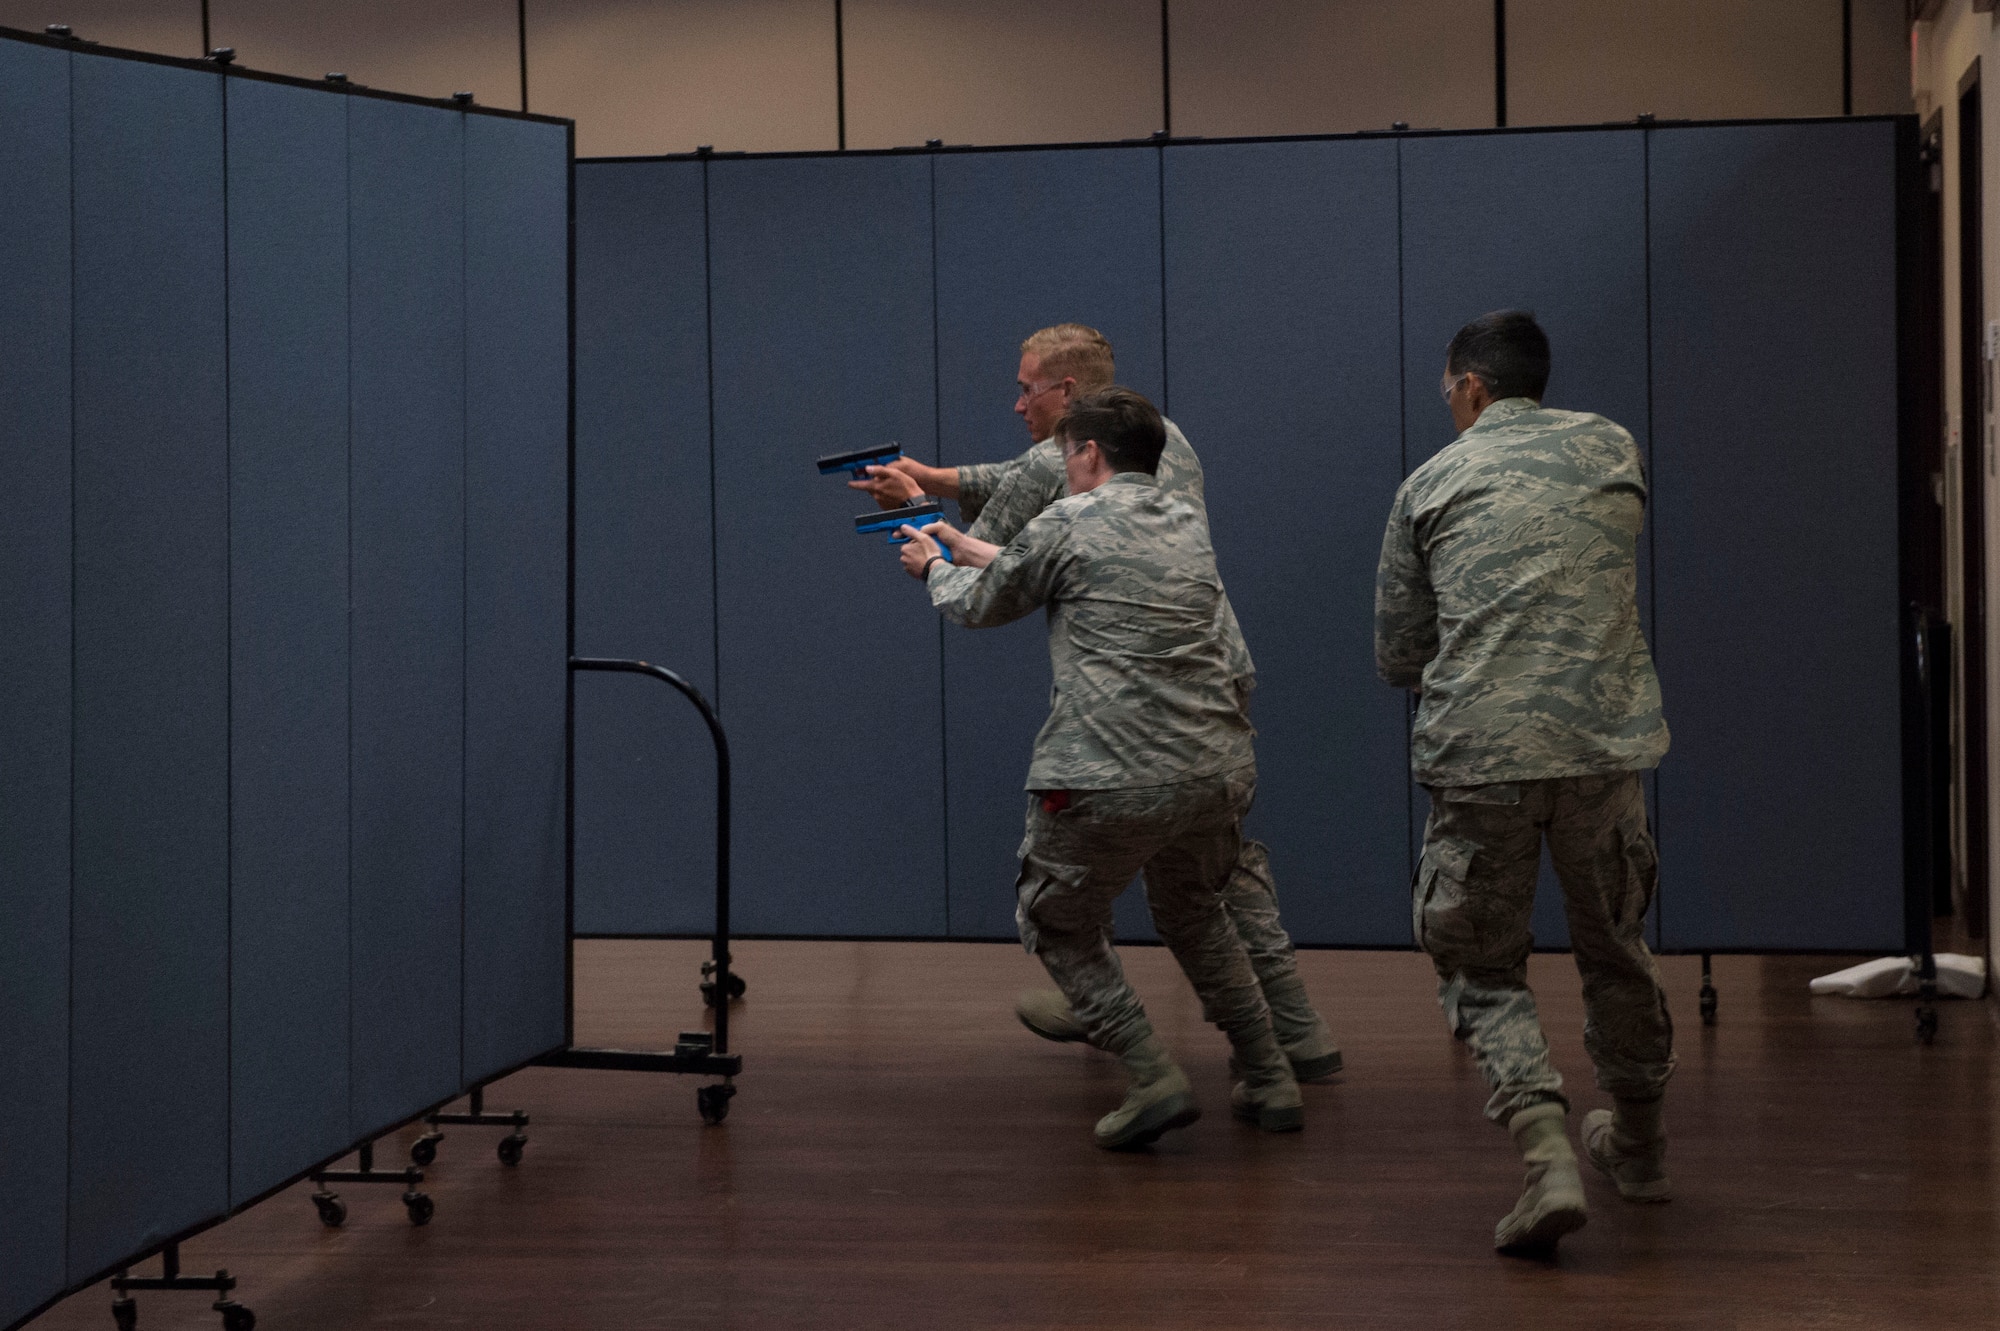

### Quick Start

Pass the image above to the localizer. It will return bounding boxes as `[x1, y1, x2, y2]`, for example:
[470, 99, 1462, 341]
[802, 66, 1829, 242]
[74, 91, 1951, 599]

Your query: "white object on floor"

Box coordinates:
[1807, 953, 1987, 999]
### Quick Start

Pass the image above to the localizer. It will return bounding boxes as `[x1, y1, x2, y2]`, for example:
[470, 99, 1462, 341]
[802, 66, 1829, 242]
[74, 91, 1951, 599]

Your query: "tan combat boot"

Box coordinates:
[1583, 1097, 1671, 1202]
[1494, 1103, 1588, 1256]
[1015, 989, 1089, 1044]
[1261, 973, 1343, 1081]
[1228, 1031, 1305, 1132]
[1094, 1034, 1201, 1150]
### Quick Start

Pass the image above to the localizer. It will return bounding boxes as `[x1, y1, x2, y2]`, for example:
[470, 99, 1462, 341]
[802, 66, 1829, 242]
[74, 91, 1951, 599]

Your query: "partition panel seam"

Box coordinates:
[62, 43, 77, 1278]
[703, 157, 720, 712]
[458, 108, 471, 1090]
[929, 149, 950, 930]
[1643, 126, 1662, 953]
[1395, 137, 1414, 895]
[344, 92, 357, 1144]
[219, 62, 235, 1204]
[1157, 144, 1169, 415]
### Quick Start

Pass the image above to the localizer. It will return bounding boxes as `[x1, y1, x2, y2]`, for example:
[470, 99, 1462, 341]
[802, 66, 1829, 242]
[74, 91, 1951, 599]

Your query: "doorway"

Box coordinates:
[1957, 61, 1989, 937]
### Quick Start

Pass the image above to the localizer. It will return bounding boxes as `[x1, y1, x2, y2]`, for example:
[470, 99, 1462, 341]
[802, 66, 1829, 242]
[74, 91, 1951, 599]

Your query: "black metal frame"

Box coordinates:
[109, 1245, 251, 1331]
[537, 658, 742, 1124]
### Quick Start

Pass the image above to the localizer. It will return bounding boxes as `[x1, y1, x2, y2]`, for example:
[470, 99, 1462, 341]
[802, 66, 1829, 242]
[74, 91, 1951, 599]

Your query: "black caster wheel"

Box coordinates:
[312, 1192, 347, 1228]
[410, 1133, 440, 1167]
[497, 1133, 526, 1166]
[112, 1295, 137, 1330]
[1698, 986, 1718, 1026]
[216, 1300, 256, 1331]
[1917, 1005, 1939, 1045]
[700, 964, 747, 1008]
[403, 1191, 435, 1226]
[696, 1083, 735, 1125]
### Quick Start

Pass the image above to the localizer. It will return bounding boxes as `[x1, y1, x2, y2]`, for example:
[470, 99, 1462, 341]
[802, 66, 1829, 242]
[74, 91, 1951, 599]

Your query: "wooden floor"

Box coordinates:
[32, 941, 2000, 1330]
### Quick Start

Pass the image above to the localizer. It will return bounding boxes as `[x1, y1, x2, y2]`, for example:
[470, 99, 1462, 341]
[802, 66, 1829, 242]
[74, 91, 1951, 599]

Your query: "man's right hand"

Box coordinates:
[848, 457, 959, 508]
[934, 525, 1000, 570]
[849, 459, 925, 509]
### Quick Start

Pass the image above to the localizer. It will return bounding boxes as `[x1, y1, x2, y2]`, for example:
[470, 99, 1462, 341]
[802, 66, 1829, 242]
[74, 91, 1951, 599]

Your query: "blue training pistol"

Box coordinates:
[855, 502, 953, 563]
[817, 443, 903, 479]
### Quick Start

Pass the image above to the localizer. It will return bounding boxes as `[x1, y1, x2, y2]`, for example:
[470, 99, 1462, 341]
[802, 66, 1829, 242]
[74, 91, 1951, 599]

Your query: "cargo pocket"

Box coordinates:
[1412, 836, 1478, 963]
[1015, 856, 1091, 955]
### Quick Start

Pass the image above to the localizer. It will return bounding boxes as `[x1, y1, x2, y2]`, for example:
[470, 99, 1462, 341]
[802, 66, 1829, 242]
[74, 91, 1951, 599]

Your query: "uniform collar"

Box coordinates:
[1469, 397, 1541, 430]
[1100, 471, 1161, 491]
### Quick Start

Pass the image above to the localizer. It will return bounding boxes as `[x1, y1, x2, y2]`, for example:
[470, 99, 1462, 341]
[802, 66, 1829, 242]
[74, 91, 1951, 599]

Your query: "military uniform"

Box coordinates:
[927, 473, 1273, 1057]
[950, 422, 1334, 1070]
[1376, 397, 1674, 1124]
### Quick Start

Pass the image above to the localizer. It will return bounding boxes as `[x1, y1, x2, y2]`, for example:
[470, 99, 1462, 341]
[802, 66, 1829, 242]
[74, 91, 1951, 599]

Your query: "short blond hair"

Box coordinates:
[1021, 323, 1115, 391]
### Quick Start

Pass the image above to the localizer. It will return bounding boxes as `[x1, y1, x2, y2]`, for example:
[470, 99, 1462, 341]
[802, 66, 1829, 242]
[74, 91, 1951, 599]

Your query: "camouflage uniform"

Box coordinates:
[927, 473, 1272, 1055]
[951, 421, 1315, 1030]
[1376, 397, 1674, 1123]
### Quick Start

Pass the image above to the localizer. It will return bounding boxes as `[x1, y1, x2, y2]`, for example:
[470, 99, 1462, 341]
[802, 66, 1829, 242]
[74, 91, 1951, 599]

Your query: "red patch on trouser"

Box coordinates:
[1039, 790, 1071, 815]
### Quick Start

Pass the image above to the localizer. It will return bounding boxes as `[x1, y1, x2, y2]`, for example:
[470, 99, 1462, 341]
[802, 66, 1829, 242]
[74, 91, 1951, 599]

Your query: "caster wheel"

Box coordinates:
[410, 1134, 439, 1167]
[497, 1133, 526, 1167]
[404, 1192, 435, 1226]
[112, 1296, 137, 1330]
[696, 1083, 735, 1125]
[1917, 1006, 1939, 1045]
[216, 1300, 256, 1331]
[312, 1193, 347, 1228]
[700, 965, 747, 1007]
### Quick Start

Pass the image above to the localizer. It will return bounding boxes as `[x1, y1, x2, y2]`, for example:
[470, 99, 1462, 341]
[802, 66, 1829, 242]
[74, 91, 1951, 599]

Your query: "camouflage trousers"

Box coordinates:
[1415, 771, 1675, 1124]
[1224, 838, 1305, 988]
[1016, 764, 1273, 1056]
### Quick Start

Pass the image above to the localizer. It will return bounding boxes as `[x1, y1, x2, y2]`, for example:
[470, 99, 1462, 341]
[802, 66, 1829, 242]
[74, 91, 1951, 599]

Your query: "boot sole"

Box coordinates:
[1287, 1049, 1343, 1082]
[1231, 1101, 1304, 1132]
[1494, 1202, 1588, 1258]
[1016, 1011, 1088, 1044]
[1096, 1100, 1202, 1150]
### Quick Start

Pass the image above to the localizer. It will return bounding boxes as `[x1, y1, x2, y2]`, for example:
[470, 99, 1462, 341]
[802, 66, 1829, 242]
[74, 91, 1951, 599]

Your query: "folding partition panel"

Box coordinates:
[572, 158, 718, 935]
[66, 53, 232, 1280]
[346, 93, 470, 1138]
[462, 113, 572, 1082]
[0, 36, 73, 1331]
[0, 30, 572, 1328]
[1649, 121, 1904, 952]
[932, 146, 1165, 940]
[224, 73, 353, 1207]
[708, 153, 947, 937]
[1162, 139, 1409, 945]
[1398, 130, 1653, 949]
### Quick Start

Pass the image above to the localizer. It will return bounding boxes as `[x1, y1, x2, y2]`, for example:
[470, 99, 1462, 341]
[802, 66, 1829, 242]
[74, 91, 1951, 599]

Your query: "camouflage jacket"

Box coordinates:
[952, 419, 1254, 684]
[928, 472, 1255, 790]
[1375, 397, 1669, 785]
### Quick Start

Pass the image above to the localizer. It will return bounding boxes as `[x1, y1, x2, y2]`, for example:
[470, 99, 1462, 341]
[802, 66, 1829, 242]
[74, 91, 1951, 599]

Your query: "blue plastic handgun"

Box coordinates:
[817, 443, 903, 479]
[855, 501, 953, 563]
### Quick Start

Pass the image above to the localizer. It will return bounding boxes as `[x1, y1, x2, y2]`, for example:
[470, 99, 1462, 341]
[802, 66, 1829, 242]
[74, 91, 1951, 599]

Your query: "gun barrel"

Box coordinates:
[817, 444, 903, 475]
[854, 502, 943, 534]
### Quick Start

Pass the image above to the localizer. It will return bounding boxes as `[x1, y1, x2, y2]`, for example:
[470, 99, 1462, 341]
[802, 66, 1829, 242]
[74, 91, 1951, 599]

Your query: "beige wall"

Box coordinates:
[843, 0, 1158, 148]
[0, 0, 200, 56]
[1510, 0, 1843, 124]
[8, 1, 1915, 155]
[208, 0, 517, 107]
[528, 0, 836, 156]
[1172, 0, 1494, 137]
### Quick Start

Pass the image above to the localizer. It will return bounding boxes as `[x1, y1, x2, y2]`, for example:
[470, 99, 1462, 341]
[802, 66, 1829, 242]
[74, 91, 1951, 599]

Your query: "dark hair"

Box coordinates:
[1446, 309, 1550, 402]
[1055, 386, 1167, 474]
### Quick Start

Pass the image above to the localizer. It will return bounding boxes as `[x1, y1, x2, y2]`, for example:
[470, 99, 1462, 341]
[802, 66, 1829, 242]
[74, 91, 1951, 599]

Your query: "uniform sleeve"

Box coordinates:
[1374, 487, 1438, 689]
[966, 447, 1066, 546]
[953, 459, 1014, 526]
[928, 510, 1068, 629]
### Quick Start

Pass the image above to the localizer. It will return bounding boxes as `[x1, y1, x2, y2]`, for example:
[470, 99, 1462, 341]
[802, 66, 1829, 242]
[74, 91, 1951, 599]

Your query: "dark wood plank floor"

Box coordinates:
[32, 942, 2000, 1330]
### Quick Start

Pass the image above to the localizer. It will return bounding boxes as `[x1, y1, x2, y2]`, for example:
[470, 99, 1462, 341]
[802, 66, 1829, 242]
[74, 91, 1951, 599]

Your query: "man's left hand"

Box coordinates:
[898, 524, 945, 578]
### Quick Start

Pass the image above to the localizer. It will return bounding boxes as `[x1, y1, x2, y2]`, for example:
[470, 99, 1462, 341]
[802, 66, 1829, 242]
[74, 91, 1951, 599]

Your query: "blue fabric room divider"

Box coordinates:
[571, 118, 1917, 959]
[0, 28, 572, 1331]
